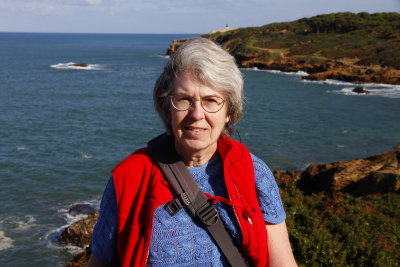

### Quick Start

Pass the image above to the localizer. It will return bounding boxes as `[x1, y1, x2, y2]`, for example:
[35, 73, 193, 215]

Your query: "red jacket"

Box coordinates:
[112, 136, 269, 266]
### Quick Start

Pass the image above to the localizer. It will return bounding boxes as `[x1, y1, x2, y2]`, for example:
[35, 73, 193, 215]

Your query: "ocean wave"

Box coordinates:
[46, 200, 100, 252]
[45, 227, 84, 255]
[0, 215, 37, 231]
[247, 67, 308, 76]
[44, 228, 84, 263]
[58, 200, 100, 225]
[303, 78, 400, 88]
[302, 78, 357, 86]
[155, 54, 170, 59]
[15, 215, 37, 231]
[16, 146, 27, 151]
[79, 153, 93, 160]
[328, 86, 400, 98]
[0, 231, 14, 251]
[50, 62, 103, 70]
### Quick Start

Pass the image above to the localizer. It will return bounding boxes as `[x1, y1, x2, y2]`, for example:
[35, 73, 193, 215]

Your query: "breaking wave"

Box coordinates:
[50, 62, 103, 70]
[45, 199, 100, 253]
[248, 67, 308, 76]
[302, 78, 400, 98]
[0, 231, 14, 251]
[328, 85, 400, 99]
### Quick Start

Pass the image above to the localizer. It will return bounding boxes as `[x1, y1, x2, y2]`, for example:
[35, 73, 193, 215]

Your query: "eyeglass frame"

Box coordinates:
[170, 95, 226, 113]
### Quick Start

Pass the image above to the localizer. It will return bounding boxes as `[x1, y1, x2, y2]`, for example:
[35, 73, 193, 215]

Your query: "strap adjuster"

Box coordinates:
[196, 200, 219, 226]
[164, 192, 191, 215]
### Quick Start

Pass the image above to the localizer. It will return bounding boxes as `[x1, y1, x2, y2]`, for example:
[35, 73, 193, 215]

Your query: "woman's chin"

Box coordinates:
[175, 139, 217, 156]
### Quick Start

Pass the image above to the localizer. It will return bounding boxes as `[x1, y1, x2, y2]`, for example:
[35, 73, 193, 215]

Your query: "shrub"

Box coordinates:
[279, 180, 400, 266]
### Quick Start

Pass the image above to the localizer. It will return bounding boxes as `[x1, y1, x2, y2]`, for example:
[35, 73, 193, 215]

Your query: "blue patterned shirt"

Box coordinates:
[92, 153, 286, 266]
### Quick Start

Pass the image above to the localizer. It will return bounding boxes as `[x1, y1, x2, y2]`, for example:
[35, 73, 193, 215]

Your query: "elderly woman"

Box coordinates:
[88, 37, 297, 267]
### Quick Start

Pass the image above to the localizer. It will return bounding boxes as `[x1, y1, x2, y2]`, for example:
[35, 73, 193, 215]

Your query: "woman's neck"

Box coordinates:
[175, 144, 217, 167]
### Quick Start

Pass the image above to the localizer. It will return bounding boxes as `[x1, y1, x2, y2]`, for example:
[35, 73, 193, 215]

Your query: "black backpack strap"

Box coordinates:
[148, 133, 249, 267]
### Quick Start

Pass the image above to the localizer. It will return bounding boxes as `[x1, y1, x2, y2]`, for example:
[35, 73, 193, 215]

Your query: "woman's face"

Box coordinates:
[170, 72, 229, 160]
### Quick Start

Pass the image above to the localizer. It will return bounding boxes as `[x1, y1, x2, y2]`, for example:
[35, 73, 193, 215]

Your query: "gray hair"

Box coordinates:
[153, 37, 243, 136]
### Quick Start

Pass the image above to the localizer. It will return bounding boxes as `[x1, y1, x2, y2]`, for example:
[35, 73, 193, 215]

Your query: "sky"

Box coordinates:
[1, 0, 399, 34]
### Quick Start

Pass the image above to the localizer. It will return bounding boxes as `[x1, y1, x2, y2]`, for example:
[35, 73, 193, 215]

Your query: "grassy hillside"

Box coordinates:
[203, 12, 400, 69]
[166, 12, 400, 84]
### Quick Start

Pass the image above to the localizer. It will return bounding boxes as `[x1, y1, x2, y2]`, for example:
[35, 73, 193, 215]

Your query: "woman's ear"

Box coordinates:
[225, 115, 230, 123]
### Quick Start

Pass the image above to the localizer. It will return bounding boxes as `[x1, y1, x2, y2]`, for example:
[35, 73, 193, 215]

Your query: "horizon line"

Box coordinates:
[0, 31, 203, 35]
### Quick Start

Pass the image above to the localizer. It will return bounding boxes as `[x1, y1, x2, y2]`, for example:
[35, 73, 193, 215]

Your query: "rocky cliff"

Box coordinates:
[274, 145, 400, 195]
[166, 12, 400, 85]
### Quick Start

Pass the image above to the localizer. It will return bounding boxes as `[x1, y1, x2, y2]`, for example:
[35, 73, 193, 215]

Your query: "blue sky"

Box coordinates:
[1, 0, 399, 33]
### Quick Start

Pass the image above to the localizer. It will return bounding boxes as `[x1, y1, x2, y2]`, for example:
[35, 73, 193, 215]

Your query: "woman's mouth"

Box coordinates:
[184, 127, 206, 135]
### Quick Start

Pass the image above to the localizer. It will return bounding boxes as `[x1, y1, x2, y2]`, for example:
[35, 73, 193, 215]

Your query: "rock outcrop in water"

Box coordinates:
[60, 204, 98, 267]
[352, 87, 370, 94]
[59, 212, 98, 248]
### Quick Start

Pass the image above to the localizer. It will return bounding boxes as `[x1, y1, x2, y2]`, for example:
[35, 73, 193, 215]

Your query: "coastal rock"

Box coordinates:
[273, 169, 301, 184]
[66, 246, 92, 267]
[352, 87, 370, 94]
[165, 12, 400, 85]
[68, 204, 97, 216]
[298, 146, 400, 195]
[166, 38, 191, 56]
[166, 36, 400, 85]
[352, 171, 400, 196]
[71, 63, 88, 68]
[302, 66, 400, 85]
[59, 211, 99, 248]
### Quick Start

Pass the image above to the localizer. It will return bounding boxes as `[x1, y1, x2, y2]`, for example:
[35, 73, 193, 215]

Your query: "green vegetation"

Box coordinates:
[279, 180, 400, 266]
[202, 12, 400, 69]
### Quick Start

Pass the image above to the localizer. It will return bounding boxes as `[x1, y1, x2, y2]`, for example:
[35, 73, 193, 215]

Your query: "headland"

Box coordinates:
[167, 12, 400, 85]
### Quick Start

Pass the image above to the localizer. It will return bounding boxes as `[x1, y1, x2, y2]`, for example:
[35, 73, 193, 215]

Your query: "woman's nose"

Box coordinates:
[188, 100, 205, 120]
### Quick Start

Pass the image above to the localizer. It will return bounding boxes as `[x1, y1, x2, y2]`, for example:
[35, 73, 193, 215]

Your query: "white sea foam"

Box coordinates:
[0, 231, 14, 251]
[44, 228, 84, 255]
[58, 199, 100, 225]
[247, 67, 308, 76]
[302, 78, 400, 98]
[304, 78, 400, 88]
[45, 223, 68, 241]
[0, 215, 37, 231]
[79, 153, 93, 160]
[16, 146, 27, 151]
[15, 215, 37, 231]
[46, 200, 100, 251]
[328, 86, 400, 98]
[302, 78, 357, 86]
[155, 54, 170, 59]
[50, 62, 103, 70]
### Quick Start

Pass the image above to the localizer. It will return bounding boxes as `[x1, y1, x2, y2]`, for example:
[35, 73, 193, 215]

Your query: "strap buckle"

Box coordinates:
[164, 192, 191, 216]
[196, 200, 219, 226]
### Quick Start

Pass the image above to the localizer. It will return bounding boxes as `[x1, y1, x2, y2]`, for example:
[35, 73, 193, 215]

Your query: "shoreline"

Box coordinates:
[244, 67, 400, 88]
[165, 34, 400, 86]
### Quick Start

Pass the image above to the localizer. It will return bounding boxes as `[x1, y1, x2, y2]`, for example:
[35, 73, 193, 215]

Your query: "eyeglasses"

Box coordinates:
[170, 95, 225, 113]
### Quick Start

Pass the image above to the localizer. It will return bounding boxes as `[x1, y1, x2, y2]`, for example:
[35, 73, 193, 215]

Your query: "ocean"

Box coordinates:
[0, 32, 399, 266]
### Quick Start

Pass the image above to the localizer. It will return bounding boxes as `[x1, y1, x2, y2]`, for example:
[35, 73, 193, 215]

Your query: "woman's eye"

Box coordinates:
[178, 97, 192, 102]
[204, 97, 218, 103]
